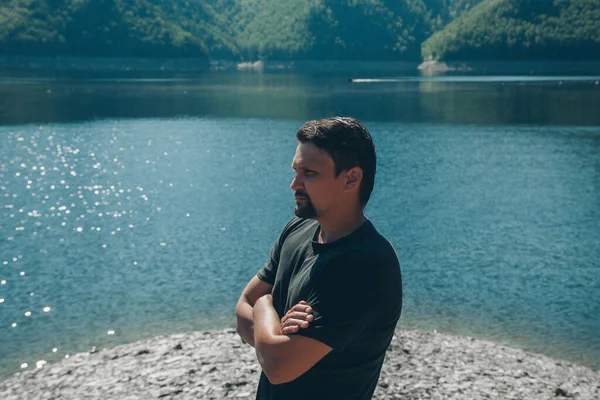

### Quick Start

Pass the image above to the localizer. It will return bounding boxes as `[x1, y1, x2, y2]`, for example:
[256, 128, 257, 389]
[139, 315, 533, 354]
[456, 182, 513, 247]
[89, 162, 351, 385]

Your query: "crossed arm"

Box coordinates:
[235, 276, 332, 384]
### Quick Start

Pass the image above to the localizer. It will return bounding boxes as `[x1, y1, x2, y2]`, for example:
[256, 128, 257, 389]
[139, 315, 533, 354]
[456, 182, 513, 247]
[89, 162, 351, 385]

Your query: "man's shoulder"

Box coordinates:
[278, 217, 317, 241]
[346, 223, 402, 311]
[353, 221, 399, 265]
[325, 238, 399, 282]
[284, 216, 317, 230]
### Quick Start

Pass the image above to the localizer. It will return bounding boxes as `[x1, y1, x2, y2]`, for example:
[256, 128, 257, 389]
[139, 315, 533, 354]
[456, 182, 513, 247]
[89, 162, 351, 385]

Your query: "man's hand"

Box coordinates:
[253, 296, 331, 385]
[280, 300, 313, 335]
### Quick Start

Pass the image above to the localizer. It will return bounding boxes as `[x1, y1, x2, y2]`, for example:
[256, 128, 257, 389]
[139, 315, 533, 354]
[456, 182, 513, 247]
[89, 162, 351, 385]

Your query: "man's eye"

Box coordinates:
[305, 171, 317, 176]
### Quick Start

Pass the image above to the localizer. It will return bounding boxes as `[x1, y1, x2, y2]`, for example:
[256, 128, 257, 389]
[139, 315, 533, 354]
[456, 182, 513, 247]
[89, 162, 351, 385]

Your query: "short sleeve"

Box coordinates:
[299, 255, 382, 352]
[256, 239, 280, 284]
[256, 218, 300, 285]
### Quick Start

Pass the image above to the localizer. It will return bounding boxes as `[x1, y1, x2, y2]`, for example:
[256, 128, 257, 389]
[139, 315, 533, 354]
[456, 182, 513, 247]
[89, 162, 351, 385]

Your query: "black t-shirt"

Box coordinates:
[255, 217, 402, 400]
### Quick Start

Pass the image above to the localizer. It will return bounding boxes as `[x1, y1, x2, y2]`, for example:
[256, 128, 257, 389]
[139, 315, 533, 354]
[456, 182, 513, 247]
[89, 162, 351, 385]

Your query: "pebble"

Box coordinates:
[0, 329, 598, 399]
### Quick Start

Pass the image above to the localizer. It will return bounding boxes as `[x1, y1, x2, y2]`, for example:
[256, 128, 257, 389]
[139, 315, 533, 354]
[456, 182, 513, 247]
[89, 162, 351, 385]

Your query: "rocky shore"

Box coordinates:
[1, 329, 599, 400]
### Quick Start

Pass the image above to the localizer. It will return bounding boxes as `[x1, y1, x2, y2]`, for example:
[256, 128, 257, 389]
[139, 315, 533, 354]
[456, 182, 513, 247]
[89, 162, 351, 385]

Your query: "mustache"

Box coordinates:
[295, 191, 310, 198]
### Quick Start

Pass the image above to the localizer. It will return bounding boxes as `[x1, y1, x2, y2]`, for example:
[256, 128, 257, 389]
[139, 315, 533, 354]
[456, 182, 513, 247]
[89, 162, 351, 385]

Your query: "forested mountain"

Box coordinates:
[422, 0, 600, 61]
[224, 0, 486, 60]
[0, 0, 234, 57]
[425, 0, 484, 29]
[229, 0, 437, 60]
[0, 0, 441, 60]
[0, 0, 598, 61]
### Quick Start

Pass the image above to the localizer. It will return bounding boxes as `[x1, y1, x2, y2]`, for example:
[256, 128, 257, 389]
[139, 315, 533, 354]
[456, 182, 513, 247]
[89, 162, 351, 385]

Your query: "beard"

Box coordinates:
[294, 191, 318, 219]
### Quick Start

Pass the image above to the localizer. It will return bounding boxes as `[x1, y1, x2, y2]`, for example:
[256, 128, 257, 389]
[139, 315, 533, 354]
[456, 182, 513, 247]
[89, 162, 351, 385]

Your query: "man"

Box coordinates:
[235, 117, 402, 400]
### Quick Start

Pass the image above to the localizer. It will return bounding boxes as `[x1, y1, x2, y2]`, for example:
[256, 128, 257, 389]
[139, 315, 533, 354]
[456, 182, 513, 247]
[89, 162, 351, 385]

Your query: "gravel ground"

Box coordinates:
[1, 329, 599, 400]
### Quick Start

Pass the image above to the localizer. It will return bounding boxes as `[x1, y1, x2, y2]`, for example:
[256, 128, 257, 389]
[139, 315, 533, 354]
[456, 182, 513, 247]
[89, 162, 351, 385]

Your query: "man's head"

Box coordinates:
[290, 117, 376, 219]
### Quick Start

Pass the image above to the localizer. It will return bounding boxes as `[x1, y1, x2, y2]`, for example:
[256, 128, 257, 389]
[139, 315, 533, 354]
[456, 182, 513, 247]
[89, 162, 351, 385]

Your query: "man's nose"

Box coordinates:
[290, 174, 303, 191]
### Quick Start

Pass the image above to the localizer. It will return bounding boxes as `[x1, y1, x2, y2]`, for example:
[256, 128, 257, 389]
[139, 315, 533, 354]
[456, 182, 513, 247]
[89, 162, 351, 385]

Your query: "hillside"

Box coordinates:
[425, 0, 484, 29]
[422, 0, 600, 61]
[0, 0, 486, 60]
[0, 0, 598, 61]
[0, 0, 234, 58]
[229, 0, 438, 60]
[0, 0, 442, 60]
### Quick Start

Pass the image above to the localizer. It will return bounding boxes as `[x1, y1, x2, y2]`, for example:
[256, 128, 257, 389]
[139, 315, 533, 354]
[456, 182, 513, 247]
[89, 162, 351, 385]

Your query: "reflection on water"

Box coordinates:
[417, 80, 600, 125]
[0, 72, 599, 125]
[0, 119, 297, 377]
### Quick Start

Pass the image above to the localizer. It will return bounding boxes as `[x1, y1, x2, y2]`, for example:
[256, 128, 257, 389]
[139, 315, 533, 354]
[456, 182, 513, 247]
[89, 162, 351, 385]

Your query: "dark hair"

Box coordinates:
[296, 117, 376, 206]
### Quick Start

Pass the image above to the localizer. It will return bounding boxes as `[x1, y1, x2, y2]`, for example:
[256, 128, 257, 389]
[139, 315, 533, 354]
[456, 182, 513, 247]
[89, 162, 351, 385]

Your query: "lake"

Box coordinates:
[0, 65, 599, 376]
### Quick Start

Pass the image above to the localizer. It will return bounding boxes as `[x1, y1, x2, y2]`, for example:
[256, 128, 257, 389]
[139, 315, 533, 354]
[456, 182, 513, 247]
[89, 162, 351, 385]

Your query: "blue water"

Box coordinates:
[0, 72, 599, 376]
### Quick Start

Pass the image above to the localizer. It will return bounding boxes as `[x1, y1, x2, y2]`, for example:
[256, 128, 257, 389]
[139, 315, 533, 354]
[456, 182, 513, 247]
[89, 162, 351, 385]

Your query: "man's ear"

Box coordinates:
[344, 167, 363, 192]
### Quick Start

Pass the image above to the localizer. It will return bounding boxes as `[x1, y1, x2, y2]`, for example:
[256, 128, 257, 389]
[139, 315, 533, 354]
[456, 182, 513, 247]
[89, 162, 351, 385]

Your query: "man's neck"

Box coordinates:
[317, 212, 366, 244]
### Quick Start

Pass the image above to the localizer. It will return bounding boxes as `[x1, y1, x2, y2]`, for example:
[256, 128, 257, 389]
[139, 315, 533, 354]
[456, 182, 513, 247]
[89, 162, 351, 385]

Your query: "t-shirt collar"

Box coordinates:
[311, 218, 372, 254]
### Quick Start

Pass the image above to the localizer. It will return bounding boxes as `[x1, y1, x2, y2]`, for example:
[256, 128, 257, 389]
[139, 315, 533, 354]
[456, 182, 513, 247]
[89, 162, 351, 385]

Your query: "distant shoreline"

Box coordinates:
[1, 328, 598, 399]
[417, 60, 600, 75]
[1, 56, 600, 75]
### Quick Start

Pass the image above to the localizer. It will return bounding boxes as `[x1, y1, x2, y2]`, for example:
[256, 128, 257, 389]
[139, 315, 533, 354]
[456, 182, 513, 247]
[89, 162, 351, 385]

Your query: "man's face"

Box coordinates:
[290, 142, 345, 219]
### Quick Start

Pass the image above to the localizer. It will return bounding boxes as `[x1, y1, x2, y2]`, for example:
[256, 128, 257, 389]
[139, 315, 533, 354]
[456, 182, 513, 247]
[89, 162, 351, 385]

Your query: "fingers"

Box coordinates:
[280, 318, 310, 335]
[281, 310, 314, 324]
[289, 303, 312, 314]
[281, 325, 300, 335]
[283, 311, 314, 322]
[281, 302, 313, 322]
[283, 318, 309, 329]
[280, 301, 314, 335]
